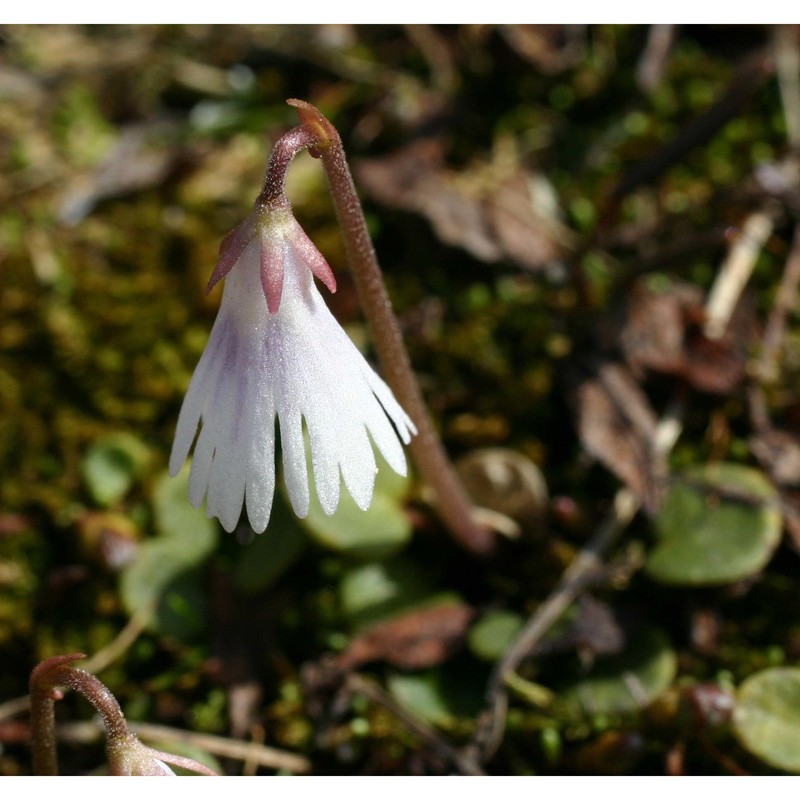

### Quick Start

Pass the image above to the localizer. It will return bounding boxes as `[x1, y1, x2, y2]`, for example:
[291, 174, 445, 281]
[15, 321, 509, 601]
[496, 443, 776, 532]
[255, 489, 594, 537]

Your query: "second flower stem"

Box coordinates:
[287, 99, 495, 557]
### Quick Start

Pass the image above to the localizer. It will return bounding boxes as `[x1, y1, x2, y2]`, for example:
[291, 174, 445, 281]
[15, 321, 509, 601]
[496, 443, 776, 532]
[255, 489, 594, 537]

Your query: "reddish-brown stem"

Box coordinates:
[29, 660, 63, 775]
[285, 98, 495, 556]
[30, 653, 217, 776]
[256, 126, 316, 210]
[31, 653, 130, 775]
[32, 653, 127, 775]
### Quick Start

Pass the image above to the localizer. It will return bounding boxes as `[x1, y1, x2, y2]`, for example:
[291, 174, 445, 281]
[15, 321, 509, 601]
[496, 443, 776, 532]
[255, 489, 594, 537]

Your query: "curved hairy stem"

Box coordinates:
[285, 98, 495, 556]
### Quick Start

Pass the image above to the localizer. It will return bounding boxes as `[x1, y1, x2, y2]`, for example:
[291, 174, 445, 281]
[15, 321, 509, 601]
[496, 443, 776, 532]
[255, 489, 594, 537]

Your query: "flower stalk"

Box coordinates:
[256, 125, 317, 211]
[286, 99, 495, 556]
[29, 653, 216, 776]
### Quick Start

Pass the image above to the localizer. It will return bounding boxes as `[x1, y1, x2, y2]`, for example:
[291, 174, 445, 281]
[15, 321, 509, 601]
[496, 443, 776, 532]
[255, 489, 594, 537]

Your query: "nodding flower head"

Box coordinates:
[169, 205, 416, 534]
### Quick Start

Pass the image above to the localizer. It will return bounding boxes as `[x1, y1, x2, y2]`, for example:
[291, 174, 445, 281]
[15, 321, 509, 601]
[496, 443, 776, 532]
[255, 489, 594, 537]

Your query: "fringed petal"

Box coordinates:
[171, 206, 415, 534]
[245, 398, 276, 533]
[279, 407, 310, 518]
[337, 425, 377, 510]
[361, 365, 418, 443]
[205, 367, 248, 533]
[168, 315, 230, 476]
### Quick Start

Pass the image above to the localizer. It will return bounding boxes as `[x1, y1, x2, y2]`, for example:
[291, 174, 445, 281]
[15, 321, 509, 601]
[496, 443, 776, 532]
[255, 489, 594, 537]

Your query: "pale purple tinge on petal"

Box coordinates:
[169, 211, 417, 534]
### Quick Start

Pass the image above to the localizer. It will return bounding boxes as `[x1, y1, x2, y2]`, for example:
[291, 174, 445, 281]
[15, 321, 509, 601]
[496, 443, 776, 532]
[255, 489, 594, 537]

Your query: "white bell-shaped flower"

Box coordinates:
[169, 207, 416, 533]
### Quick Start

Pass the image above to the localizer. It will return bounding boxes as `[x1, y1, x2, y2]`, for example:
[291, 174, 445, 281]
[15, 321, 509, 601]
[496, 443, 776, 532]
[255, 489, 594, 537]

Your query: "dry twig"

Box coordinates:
[636, 25, 677, 94]
[56, 719, 311, 774]
[346, 673, 485, 776]
[704, 206, 779, 340]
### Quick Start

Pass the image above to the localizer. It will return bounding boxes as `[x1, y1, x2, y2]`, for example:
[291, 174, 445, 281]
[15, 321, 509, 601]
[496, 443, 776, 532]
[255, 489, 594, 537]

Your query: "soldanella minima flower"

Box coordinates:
[169, 198, 417, 533]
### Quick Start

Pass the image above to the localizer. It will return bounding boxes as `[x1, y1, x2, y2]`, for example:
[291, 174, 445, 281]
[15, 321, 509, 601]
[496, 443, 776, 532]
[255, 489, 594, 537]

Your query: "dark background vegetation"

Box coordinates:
[2, 24, 800, 775]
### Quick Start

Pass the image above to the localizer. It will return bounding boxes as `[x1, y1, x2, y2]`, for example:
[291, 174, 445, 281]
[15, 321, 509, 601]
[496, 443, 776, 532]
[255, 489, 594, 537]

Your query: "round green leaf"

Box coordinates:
[733, 667, 800, 773]
[153, 466, 217, 558]
[559, 627, 677, 715]
[387, 664, 484, 727]
[387, 671, 454, 726]
[646, 463, 781, 586]
[468, 610, 525, 661]
[82, 433, 149, 506]
[119, 538, 208, 639]
[119, 466, 219, 638]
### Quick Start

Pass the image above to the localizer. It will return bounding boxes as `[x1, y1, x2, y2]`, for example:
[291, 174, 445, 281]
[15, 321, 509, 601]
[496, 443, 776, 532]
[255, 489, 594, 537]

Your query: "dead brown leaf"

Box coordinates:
[355, 139, 502, 263]
[485, 172, 566, 271]
[575, 361, 664, 512]
[681, 328, 747, 394]
[337, 602, 475, 671]
[620, 278, 753, 394]
[354, 139, 570, 271]
[621, 280, 702, 375]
